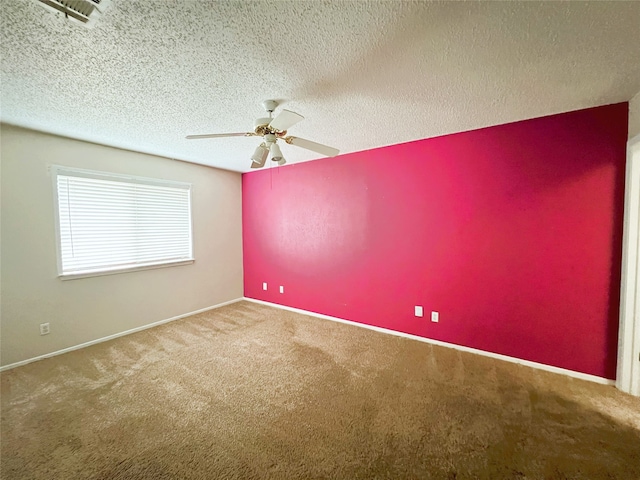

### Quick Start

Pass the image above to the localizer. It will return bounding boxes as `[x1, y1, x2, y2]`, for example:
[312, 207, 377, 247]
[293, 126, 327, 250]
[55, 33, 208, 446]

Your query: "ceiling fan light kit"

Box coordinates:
[250, 143, 269, 168]
[186, 100, 340, 169]
[270, 143, 284, 165]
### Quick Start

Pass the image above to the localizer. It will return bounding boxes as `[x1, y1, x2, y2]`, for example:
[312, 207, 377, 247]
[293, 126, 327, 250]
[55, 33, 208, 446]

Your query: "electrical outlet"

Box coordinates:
[431, 311, 439, 323]
[415, 306, 423, 317]
[40, 323, 50, 335]
[263, 282, 268, 291]
[279, 286, 284, 294]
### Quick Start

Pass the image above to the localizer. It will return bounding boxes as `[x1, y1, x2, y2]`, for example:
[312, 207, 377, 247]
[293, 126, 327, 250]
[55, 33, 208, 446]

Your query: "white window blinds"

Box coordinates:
[53, 167, 193, 278]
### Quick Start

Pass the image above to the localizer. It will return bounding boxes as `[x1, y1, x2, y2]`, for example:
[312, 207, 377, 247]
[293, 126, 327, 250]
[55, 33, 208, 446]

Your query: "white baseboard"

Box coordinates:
[0, 297, 244, 372]
[244, 297, 616, 386]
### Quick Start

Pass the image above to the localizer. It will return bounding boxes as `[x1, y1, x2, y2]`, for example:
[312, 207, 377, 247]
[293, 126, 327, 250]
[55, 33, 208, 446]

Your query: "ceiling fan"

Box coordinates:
[186, 100, 340, 168]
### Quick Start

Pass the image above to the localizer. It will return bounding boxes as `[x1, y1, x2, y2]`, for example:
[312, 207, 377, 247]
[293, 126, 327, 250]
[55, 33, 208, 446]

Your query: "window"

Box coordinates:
[52, 166, 193, 279]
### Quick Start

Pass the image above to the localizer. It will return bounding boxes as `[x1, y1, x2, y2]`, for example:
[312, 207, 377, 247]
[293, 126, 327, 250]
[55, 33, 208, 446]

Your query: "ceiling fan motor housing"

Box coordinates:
[254, 118, 286, 138]
[254, 117, 271, 129]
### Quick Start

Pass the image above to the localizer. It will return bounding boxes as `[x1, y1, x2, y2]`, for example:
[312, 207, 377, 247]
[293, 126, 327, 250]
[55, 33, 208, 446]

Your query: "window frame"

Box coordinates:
[51, 165, 194, 280]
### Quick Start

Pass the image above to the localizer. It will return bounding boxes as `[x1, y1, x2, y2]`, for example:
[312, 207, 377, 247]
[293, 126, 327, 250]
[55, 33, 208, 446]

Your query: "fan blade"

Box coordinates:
[286, 136, 339, 157]
[268, 110, 304, 132]
[186, 132, 253, 139]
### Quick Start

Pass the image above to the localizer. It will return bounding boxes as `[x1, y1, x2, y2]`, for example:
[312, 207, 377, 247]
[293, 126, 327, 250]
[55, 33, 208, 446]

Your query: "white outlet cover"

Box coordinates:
[279, 286, 284, 294]
[415, 306, 423, 317]
[263, 282, 267, 291]
[431, 311, 439, 322]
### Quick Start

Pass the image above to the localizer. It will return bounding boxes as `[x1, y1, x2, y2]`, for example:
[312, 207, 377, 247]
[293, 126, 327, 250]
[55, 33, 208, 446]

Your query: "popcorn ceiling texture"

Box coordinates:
[1, 0, 639, 172]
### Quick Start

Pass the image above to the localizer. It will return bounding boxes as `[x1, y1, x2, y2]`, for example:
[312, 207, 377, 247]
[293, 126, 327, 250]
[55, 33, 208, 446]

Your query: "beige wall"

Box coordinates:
[630, 91, 640, 140]
[0, 125, 243, 367]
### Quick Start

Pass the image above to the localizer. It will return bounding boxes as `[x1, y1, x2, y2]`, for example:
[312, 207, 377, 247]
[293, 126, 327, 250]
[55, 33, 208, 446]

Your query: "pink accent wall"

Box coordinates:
[242, 103, 628, 379]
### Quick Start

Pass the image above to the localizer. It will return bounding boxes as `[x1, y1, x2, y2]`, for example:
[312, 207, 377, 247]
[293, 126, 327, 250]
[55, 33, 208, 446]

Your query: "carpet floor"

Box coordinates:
[1, 301, 640, 479]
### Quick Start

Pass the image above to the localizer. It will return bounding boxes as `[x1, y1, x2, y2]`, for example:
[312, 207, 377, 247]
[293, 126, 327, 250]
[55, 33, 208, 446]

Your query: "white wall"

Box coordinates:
[630, 91, 640, 139]
[0, 125, 243, 367]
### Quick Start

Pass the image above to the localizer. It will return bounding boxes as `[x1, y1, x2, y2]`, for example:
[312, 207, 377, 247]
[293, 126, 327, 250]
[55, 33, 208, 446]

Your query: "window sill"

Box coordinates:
[58, 259, 195, 281]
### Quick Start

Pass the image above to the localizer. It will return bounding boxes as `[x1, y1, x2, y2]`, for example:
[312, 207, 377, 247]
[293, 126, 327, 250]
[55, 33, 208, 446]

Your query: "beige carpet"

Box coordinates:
[1, 301, 639, 479]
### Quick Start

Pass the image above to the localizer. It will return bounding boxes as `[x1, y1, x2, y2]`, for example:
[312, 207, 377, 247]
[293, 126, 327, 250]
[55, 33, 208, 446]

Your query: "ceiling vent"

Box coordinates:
[34, 0, 111, 27]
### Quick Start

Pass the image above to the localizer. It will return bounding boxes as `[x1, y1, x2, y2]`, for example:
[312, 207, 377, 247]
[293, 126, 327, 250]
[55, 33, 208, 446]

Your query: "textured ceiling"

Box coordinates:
[1, 1, 640, 173]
